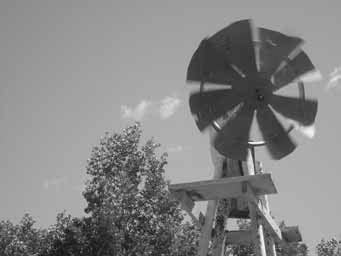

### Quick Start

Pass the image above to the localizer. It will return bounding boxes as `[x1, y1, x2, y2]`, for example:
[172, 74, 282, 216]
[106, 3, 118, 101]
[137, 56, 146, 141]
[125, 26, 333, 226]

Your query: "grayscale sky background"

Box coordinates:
[1, 1, 341, 254]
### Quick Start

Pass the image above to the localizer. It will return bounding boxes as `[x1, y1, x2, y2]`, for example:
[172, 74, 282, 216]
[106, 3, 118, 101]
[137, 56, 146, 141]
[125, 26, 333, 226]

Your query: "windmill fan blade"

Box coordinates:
[257, 106, 297, 159]
[186, 39, 240, 85]
[258, 28, 303, 77]
[213, 103, 254, 160]
[189, 89, 242, 131]
[270, 95, 318, 126]
[272, 51, 315, 91]
[209, 19, 257, 76]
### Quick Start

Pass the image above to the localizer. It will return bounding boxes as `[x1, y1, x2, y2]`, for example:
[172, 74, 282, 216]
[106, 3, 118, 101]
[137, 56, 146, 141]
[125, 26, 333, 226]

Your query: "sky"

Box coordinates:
[1, 0, 341, 254]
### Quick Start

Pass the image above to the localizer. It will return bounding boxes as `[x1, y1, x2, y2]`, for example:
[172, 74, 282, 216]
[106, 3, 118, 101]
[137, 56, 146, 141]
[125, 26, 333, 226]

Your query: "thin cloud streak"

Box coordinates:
[121, 100, 152, 121]
[166, 145, 192, 153]
[43, 176, 68, 190]
[120, 95, 181, 121]
[167, 145, 184, 153]
[159, 96, 181, 120]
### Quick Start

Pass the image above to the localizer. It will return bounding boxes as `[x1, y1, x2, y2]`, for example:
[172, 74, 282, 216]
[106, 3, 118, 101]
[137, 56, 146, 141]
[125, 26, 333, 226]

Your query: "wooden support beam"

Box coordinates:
[244, 149, 267, 256]
[260, 194, 277, 256]
[211, 159, 239, 256]
[239, 168, 282, 244]
[256, 204, 282, 242]
[246, 185, 282, 242]
[198, 200, 218, 256]
[197, 146, 225, 256]
[211, 199, 230, 256]
[257, 163, 277, 256]
[169, 173, 277, 201]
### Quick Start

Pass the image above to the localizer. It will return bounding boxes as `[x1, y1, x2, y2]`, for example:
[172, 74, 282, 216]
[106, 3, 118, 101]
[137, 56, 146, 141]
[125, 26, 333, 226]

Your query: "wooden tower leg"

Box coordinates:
[261, 193, 277, 256]
[198, 200, 218, 256]
[198, 146, 240, 256]
[211, 159, 240, 256]
[244, 148, 267, 256]
[211, 199, 230, 256]
[258, 163, 277, 256]
[197, 148, 224, 256]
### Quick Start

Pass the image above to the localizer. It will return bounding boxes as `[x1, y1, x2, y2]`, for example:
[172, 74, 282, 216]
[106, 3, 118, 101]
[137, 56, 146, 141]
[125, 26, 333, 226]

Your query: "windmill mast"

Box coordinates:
[170, 19, 317, 256]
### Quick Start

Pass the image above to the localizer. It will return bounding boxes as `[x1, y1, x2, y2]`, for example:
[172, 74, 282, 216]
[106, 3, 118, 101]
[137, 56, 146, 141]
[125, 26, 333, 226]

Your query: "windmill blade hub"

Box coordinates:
[234, 75, 273, 109]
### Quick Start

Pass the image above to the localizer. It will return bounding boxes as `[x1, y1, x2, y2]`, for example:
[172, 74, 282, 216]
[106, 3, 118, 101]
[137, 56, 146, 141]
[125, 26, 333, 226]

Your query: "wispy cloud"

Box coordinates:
[166, 145, 191, 153]
[121, 100, 152, 121]
[167, 145, 184, 153]
[43, 176, 68, 191]
[120, 95, 182, 121]
[159, 96, 181, 120]
[327, 67, 341, 90]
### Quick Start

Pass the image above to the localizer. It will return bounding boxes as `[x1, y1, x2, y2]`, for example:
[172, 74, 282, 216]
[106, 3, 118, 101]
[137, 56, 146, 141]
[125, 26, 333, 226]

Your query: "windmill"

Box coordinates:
[170, 19, 319, 256]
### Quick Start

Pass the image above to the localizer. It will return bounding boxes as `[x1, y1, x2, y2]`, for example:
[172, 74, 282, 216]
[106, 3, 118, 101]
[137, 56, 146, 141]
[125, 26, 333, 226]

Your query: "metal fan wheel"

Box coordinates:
[208, 81, 306, 147]
[187, 19, 318, 160]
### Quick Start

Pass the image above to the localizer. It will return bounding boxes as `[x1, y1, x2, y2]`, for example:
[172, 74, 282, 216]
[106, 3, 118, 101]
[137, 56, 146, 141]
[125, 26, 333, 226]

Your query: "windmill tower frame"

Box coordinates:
[170, 146, 301, 256]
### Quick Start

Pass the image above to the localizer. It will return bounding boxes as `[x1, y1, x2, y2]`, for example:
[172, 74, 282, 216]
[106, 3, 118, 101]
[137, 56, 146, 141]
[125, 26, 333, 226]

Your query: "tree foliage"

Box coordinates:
[0, 214, 47, 256]
[81, 122, 199, 255]
[1, 123, 200, 256]
[316, 238, 341, 256]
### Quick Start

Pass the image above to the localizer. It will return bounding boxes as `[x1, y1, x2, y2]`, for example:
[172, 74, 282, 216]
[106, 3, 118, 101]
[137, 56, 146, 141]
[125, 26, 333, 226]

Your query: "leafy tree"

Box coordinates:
[82, 122, 199, 255]
[42, 212, 91, 256]
[0, 213, 48, 256]
[0, 124, 200, 256]
[316, 238, 341, 256]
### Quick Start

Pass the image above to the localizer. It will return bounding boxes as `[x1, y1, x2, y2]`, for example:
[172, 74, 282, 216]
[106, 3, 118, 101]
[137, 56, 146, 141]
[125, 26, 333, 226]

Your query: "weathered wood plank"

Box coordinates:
[197, 145, 225, 256]
[240, 180, 282, 243]
[249, 193, 282, 242]
[198, 200, 218, 256]
[257, 163, 277, 256]
[211, 159, 236, 256]
[169, 173, 277, 201]
[256, 205, 282, 241]
[244, 151, 267, 256]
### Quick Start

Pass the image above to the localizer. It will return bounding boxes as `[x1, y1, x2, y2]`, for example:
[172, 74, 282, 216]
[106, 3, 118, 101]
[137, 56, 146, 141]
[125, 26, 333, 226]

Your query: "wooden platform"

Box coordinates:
[169, 173, 277, 201]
